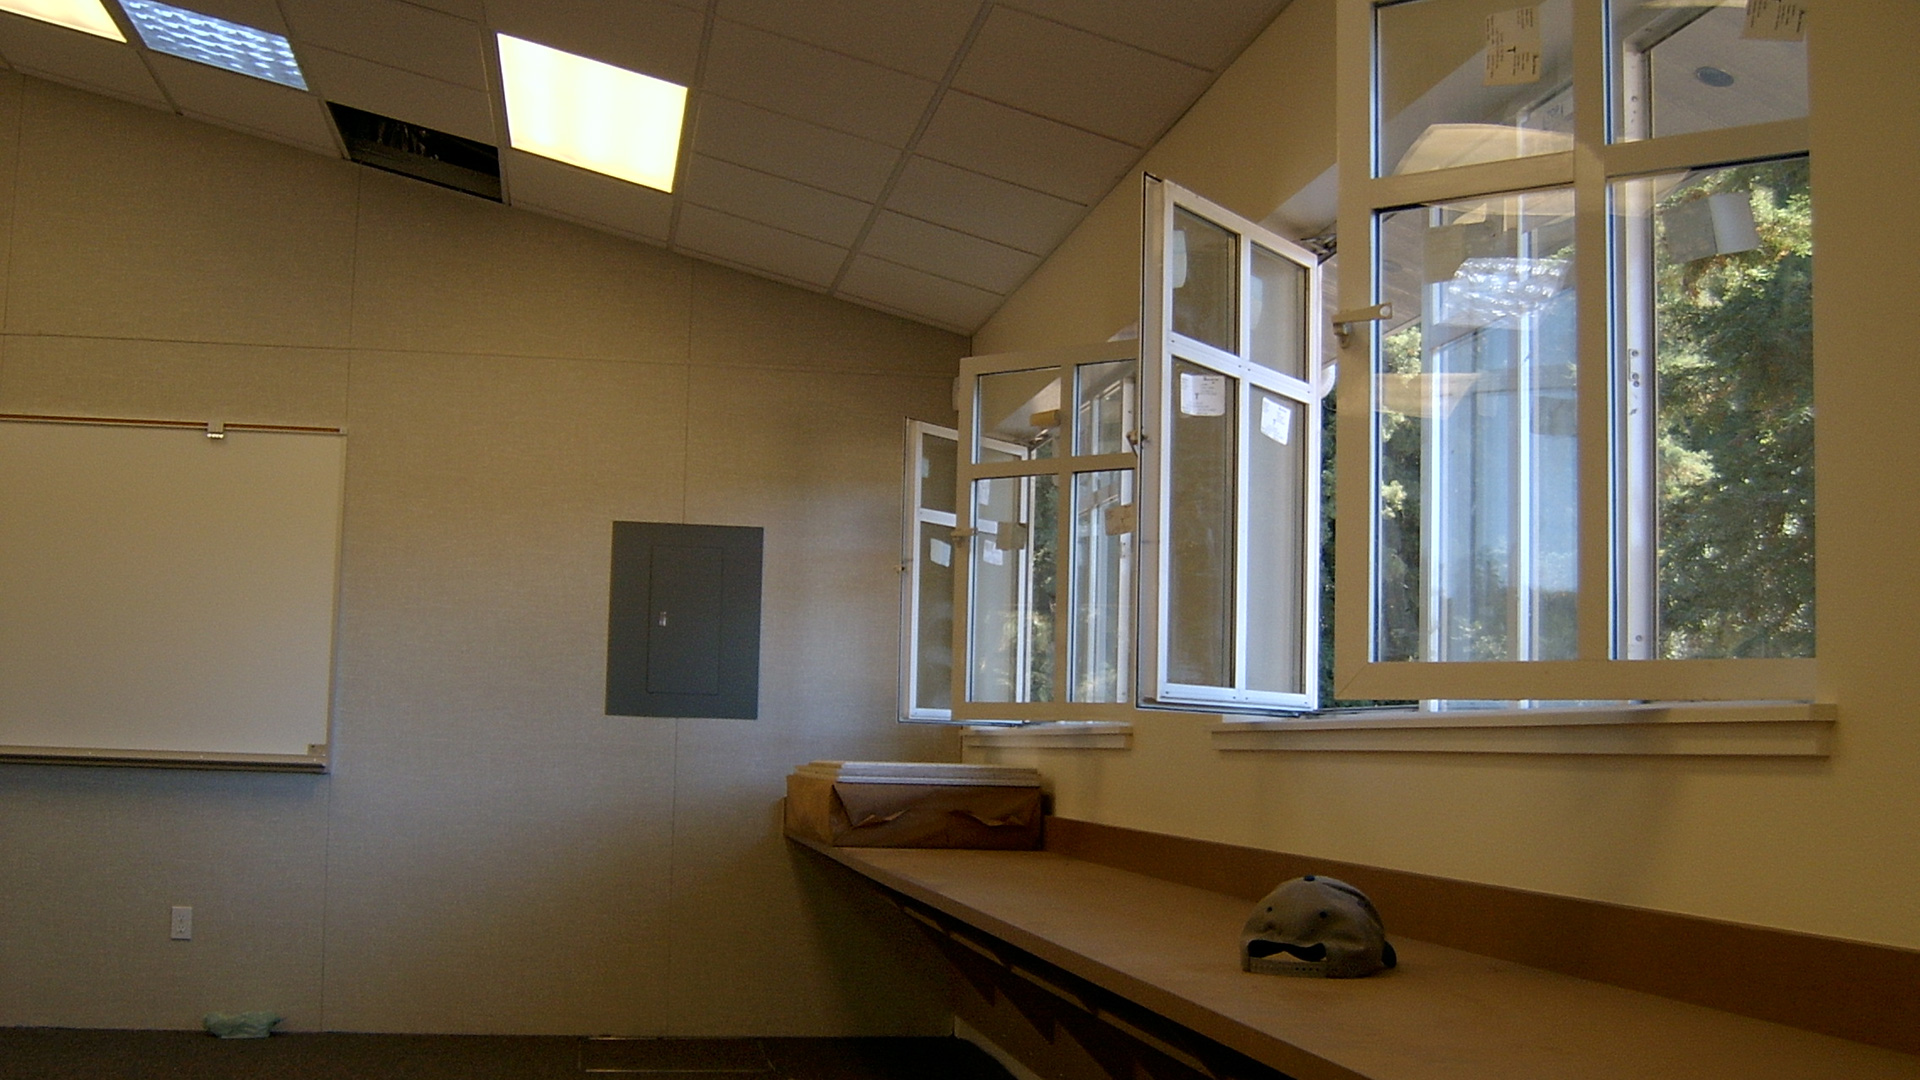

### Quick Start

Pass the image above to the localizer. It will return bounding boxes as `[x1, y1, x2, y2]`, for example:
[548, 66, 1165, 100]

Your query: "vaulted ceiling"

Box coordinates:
[0, 0, 1291, 334]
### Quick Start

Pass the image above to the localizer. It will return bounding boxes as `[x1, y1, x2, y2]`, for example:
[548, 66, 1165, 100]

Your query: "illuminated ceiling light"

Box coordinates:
[122, 0, 306, 89]
[0, 0, 125, 41]
[496, 32, 687, 193]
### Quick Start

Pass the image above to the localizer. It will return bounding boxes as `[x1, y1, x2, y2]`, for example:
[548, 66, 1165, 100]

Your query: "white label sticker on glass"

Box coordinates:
[1260, 398, 1294, 445]
[1484, 6, 1541, 86]
[929, 538, 951, 567]
[1743, 0, 1806, 41]
[981, 537, 1005, 566]
[1179, 372, 1228, 416]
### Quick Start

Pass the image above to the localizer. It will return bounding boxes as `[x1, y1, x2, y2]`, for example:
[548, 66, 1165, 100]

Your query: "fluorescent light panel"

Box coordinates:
[496, 33, 686, 193]
[0, 0, 124, 40]
[122, 0, 306, 89]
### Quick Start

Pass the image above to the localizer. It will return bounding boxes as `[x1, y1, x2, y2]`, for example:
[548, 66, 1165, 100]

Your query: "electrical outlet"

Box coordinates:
[170, 906, 192, 941]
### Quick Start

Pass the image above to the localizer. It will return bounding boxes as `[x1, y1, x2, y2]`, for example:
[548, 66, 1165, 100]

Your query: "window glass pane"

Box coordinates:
[919, 430, 956, 514]
[1070, 470, 1134, 703]
[1250, 245, 1309, 380]
[976, 367, 1060, 461]
[1377, 0, 1574, 176]
[1615, 157, 1812, 659]
[1374, 188, 1578, 662]
[1611, 1, 1807, 143]
[1074, 359, 1136, 456]
[1246, 387, 1307, 693]
[914, 520, 954, 712]
[968, 475, 1056, 702]
[1167, 358, 1237, 686]
[1172, 208, 1237, 351]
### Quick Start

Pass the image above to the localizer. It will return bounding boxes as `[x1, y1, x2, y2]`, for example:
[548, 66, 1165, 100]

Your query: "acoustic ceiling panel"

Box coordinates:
[953, 6, 1213, 147]
[701, 18, 937, 148]
[0, 0, 1290, 333]
[679, 153, 872, 248]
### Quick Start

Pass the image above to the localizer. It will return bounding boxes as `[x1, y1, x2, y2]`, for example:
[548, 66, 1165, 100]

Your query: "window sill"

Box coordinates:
[962, 721, 1133, 750]
[1210, 701, 1833, 757]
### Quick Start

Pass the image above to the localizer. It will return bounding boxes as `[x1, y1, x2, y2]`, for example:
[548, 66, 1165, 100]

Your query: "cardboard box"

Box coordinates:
[784, 761, 1043, 849]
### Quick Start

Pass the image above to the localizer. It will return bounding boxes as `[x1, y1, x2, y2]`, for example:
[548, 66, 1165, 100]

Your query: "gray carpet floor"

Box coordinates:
[0, 1031, 1016, 1080]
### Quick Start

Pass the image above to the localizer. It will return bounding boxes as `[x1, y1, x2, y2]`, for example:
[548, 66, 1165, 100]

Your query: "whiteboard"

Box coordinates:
[0, 419, 344, 769]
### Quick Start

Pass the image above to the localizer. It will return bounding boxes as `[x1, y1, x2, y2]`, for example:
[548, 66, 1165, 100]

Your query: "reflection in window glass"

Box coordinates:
[969, 475, 1056, 703]
[976, 367, 1060, 461]
[1377, 0, 1573, 176]
[1250, 246, 1309, 380]
[919, 430, 955, 514]
[1167, 358, 1236, 687]
[914, 519, 955, 712]
[1074, 360, 1136, 456]
[1374, 188, 1578, 663]
[1615, 157, 1812, 659]
[1172, 208, 1237, 351]
[1246, 386, 1307, 694]
[1070, 471, 1133, 702]
[1612, 1, 1807, 143]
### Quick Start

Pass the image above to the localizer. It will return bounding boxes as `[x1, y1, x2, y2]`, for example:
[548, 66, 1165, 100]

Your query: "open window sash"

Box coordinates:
[949, 341, 1140, 724]
[1139, 177, 1326, 714]
[1329, 0, 1815, 704]
[899, 420, 959, 722]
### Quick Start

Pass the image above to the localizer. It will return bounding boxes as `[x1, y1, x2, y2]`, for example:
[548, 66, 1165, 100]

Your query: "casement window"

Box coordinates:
[1333, 0, 1814, 702]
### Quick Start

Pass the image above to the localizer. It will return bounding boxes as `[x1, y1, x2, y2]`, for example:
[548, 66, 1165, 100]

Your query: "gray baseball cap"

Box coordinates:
[1240, 875, 1398, 978]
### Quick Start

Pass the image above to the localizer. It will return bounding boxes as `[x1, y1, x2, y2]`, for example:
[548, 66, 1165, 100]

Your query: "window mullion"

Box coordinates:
[1573, 0, 1614, 663]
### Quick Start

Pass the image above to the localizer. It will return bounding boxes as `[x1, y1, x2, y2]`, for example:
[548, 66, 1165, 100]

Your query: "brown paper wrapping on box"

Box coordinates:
[785, 772, 1042, 849]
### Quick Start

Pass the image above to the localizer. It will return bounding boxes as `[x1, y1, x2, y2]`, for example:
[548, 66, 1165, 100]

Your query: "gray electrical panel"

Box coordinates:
[606, 522, 763, 719]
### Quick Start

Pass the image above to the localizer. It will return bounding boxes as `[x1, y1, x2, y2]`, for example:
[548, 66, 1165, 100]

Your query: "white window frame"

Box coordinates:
[1139, 177, 1328, 714]
[899, 419, 959, 723]
[1332, 0, 1815, 703]
[950, 341, 1141, 724]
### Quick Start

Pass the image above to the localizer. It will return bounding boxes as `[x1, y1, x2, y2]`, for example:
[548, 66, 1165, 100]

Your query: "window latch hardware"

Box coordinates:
[1332, 303, 1392, 348]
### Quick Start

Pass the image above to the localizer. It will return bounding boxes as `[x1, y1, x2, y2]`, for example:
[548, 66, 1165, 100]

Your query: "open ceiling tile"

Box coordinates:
[300, 44, 495, 144]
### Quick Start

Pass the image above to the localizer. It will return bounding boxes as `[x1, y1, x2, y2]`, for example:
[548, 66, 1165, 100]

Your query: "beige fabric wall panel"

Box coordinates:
[0, 72, 968, 1034]
[666, 365, 960, 1035]
[0, 768, 329, 1030]
[0, 335, 350, 429]
[5, 78, 356, 348]
[348, 171, 693, 363]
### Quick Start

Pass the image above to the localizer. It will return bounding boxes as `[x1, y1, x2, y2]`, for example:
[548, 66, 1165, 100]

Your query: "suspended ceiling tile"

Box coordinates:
[702, 19, 937, 147]
[146, 53, 337, 154]
[885, 156, 1083, 256]
[505, 150, 673, 243]
[954, 6, 1211, 147]
[690, 96, 899, 203]
[999, 0, 1285, 70]
[0, 15, 167, 108]
[404, 0, 483, 18]
[863, 211, 1040, 295]
[675, 204, 847, 290]
[837, 255, 1001, 334]
[916, 91, 1137, 205]
[281, 0, 486, 91]
[300, 45, 495, 144]
[715, 0, 980, 81]
[482, 0, 704, 87]
[680, 154, 872, 248]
